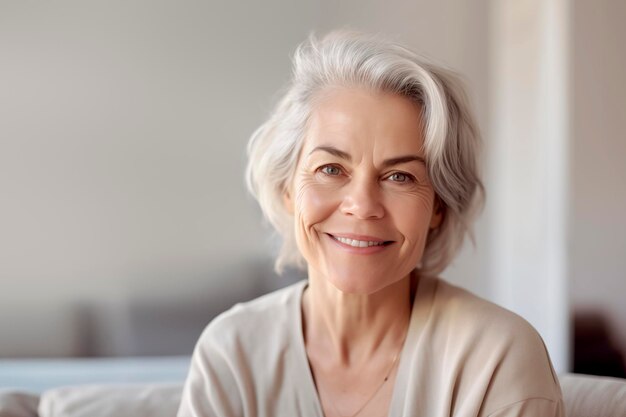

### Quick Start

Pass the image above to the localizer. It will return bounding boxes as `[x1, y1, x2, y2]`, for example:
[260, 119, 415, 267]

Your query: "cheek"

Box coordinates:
[388, 191, 434, 243]
[294, 181, 340, 229]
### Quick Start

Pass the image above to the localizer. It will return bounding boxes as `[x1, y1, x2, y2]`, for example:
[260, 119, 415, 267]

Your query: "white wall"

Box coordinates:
[570, 0, 626, 355]
[488, 0, 570, 373]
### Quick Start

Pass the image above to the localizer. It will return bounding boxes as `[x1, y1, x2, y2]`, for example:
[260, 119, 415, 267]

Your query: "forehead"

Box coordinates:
[305, 87, 425, 154]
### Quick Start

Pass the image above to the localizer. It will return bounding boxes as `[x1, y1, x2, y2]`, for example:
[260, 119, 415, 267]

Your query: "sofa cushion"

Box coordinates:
[38, 383, 182, 417]
[560, 373, 626, 417]
[0, 391, 39, 417]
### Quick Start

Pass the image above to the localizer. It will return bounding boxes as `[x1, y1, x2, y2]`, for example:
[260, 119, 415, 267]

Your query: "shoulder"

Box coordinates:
[196, 280, 306, 354]
[429, 277, 544, 348]
[423, 277, 563, 413]
[178, 281, 307, 417]
[427, 277, 555, 367]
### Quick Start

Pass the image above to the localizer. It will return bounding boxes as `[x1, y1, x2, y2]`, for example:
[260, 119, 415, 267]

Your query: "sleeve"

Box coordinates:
[486, 397, 564, 417]
[177, 326, 244, 417]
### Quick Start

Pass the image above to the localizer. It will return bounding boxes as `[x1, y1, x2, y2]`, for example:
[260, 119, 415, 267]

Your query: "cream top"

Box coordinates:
[177, 276, 564, 417]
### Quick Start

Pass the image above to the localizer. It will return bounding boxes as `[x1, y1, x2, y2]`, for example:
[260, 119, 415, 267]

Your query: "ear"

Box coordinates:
[429, 196, 444, 229]
[283, 188, 294, 215]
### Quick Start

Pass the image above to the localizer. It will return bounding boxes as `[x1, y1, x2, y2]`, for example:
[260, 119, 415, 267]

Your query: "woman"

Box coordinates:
[178, 31, 564, 417]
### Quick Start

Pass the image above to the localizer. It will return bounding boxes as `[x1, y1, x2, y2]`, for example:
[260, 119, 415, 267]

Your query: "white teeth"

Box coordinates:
[333, 236, 385, 247]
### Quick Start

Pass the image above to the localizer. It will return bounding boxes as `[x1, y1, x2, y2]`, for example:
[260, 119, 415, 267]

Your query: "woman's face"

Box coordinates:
[285, 87, 441, 294]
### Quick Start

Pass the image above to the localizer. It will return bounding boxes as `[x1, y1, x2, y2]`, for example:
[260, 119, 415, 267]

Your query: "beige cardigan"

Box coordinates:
[178, 276, 564, 417]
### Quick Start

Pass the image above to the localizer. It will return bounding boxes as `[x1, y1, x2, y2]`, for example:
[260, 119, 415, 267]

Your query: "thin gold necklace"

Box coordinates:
[323, 338, 405, 417]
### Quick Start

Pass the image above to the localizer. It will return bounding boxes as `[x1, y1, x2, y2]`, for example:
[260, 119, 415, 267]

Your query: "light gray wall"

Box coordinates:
[570, 0, 626, 354]
[0, 0, 320, 356]
[0, 0, 490, 357]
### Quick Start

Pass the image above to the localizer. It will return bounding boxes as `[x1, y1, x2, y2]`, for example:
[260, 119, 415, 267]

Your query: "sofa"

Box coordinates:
[1, 358, 625, 417]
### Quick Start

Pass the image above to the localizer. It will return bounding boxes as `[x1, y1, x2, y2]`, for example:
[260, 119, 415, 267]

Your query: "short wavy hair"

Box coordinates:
[246, 30, 484, 276]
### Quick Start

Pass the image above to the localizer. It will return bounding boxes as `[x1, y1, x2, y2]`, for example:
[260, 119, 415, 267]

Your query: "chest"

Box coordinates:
[307, 357, 401, 417]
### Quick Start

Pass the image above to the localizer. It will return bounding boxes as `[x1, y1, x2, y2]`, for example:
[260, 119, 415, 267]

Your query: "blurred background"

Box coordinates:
[0, 0, 624, 378]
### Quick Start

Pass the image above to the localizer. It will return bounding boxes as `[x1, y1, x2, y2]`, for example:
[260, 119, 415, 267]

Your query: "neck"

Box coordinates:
[302, 269, 415, 366]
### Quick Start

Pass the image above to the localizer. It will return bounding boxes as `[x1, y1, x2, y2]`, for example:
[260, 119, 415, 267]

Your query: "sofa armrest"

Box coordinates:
[560, 373, 626, 417]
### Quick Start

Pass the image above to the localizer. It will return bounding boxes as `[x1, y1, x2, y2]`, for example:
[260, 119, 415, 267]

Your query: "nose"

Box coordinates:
[339, 177, 385, 219]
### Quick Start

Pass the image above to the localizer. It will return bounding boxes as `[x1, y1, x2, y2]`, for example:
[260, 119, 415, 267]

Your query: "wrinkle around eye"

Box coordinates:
[383, 181, 435, 205]
[293, 175, 329, 211]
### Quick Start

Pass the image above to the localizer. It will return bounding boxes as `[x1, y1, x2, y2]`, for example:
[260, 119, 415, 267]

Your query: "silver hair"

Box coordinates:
[246, 30, 484, 276]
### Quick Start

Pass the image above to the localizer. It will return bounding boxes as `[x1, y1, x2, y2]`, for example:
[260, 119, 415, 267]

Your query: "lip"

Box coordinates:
[325, 233, 394, 254]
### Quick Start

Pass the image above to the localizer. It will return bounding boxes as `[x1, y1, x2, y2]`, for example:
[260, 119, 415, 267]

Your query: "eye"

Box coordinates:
[319, 165, 342, 176]
[386, 172, 415, 183]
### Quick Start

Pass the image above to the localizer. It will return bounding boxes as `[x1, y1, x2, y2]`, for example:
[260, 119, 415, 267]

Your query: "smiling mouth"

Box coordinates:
[327, 234, 394, 248]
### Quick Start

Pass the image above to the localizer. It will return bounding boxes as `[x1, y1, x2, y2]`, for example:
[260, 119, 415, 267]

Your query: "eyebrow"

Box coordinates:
[308, 145, 426, 167]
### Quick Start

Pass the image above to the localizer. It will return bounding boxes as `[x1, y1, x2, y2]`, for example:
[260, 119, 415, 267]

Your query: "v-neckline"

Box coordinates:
[290, 276, 437, 417]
